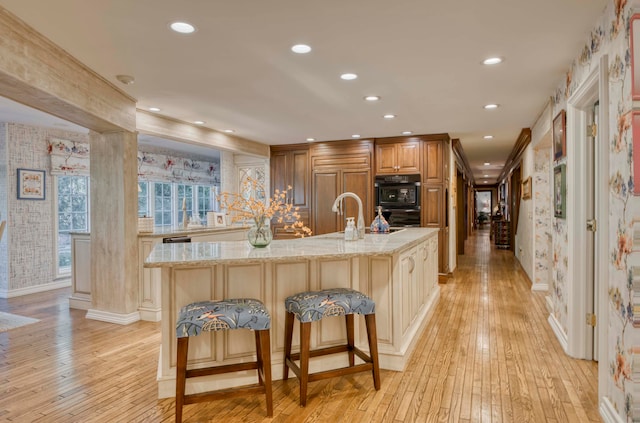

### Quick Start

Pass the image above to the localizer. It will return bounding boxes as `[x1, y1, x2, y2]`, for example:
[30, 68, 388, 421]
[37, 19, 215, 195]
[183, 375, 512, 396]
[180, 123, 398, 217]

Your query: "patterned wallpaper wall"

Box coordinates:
[0, 123, 88, 297]
[549, 1, 637, 420]
[533, 148, 551, 290]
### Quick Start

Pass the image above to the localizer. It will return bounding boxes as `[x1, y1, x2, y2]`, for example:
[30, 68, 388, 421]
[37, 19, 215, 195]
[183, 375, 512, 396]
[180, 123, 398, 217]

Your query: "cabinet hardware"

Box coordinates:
[586, 219, 597, 232]
[586, 313, 596, 327]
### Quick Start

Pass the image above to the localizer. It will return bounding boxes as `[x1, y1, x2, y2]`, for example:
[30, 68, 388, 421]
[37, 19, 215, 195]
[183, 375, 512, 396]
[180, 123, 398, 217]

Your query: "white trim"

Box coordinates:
[596, 54, 610, 401]
[86, 309, 140, 325]
[531, 282, 548, 291]
[0, 279, 71, 298]
[599, 397, 624, 423]
[565, 56, 609, 364]
[547, 313, 568, 353]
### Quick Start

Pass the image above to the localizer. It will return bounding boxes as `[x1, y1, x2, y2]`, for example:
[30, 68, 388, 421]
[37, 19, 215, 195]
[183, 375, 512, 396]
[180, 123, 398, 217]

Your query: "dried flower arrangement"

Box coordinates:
[218, 177, 312, 238]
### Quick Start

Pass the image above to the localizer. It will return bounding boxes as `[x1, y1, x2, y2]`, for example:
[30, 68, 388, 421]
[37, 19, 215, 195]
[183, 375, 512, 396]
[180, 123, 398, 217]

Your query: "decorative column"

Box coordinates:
[86, 130, 140, 324]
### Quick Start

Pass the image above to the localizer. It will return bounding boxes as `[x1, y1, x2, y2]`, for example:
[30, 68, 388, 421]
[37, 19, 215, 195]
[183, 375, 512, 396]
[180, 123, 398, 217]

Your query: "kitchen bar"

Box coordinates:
[144, 227, 440, 398]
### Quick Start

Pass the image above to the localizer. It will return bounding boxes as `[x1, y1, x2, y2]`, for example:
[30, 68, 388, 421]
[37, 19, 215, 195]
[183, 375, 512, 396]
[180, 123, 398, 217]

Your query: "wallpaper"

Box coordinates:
[550, 1, 637, 420]
[533, 148, 551, 289]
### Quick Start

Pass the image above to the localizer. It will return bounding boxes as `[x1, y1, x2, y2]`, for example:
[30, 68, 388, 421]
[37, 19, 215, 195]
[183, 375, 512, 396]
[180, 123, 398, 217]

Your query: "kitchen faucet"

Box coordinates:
[331, 192, 365, 239]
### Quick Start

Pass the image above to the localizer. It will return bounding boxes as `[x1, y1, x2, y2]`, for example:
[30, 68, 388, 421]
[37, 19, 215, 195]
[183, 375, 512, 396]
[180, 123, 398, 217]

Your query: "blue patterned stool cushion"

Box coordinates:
[285, 288, 375, 323]
[176, 298, 271, 338]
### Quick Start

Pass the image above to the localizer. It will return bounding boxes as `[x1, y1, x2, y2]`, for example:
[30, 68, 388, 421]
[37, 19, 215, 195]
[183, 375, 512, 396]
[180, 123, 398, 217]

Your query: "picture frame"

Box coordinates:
[213, 212, 227, 227]
[17, 168, 46, 200]
[553, 110, 566, 161]
[553, 164, 566, 218]
[521, 176, 532, 200]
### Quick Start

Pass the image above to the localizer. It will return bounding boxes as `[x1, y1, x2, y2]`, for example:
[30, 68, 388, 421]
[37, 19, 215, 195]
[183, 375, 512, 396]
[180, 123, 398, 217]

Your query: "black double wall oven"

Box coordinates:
[374, 174, 421, 227]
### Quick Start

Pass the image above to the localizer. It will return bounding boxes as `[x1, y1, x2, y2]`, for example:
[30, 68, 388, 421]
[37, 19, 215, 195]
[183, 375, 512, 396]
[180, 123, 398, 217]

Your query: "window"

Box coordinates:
[177, 184, 193, 224]
[56, 175, 90, 276]
[154, 182, 173, 226]
[138, 181, 149, 217]
[138, 181, 219, 227]
[197, 185, 216, 219]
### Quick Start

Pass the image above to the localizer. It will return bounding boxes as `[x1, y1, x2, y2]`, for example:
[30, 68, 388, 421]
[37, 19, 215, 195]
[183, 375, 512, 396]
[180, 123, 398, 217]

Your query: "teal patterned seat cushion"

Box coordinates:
[285, 288, 375, 323]
[176, 298, 271, 338]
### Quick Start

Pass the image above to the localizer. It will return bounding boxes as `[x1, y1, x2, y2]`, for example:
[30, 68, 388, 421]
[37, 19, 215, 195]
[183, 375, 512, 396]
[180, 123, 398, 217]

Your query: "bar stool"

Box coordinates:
[175, 298, 273, 422]
[283, 288, 381, 406]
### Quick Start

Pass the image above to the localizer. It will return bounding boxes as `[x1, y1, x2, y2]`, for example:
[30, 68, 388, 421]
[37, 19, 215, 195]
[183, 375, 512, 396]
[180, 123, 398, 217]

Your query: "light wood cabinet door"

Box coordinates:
[375, 143, 398, 174]
[424, 140, 443, 183]
[313, 170, 340, 235]
[397, 141, 421, 174]
[423, 185, 442, 227]
[270, 146, 310, 239]
[375, 141, 420, 174]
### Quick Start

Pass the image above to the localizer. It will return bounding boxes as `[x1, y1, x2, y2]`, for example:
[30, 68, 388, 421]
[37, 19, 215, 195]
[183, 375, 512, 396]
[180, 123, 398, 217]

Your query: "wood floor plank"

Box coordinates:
[0, 228, 600, 422]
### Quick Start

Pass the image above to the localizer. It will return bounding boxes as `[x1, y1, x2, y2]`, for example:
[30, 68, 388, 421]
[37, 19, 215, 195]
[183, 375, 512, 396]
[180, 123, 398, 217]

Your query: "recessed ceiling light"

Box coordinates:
[484, 174, 489, 177]
[483, 135, 493, 139]
[194, 121, 205, 125]
[149, 107, 161, 112]
[402, 131, 413, 135]
[484, 162, 491, 166]
[306, 137, 315, 142]
[116, 74, 135, 85]
[383, 114, 396, 119]
[351, 134, 361, 138]
[483, 57, 503, 65]
[291, 44, 311, 54]
[364, 95, 380, 101]
[170, 22, 196, 34]
[224, 129, 235, 133]
[484, 104, 499, 109]
[340, 73, 358, 80]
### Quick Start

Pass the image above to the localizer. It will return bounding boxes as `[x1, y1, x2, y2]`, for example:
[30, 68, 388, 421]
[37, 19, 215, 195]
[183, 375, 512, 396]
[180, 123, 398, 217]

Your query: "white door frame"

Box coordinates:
[565, 55, 609, 397]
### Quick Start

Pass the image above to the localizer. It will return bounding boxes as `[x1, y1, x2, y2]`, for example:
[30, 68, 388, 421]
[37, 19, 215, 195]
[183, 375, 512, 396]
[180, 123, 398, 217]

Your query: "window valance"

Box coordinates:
[48, 138, 90, 176]
[137, 151, 220, 185]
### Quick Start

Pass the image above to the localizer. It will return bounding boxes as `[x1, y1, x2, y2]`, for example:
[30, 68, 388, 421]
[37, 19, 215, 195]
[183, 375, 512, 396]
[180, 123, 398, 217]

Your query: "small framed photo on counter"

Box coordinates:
[213, 212, 227, 227]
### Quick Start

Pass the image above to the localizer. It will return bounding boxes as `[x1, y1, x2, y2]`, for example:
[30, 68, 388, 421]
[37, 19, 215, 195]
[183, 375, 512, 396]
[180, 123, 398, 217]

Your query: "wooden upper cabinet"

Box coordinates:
[424, 140, 443, 183]
[375, 140, 420, 174]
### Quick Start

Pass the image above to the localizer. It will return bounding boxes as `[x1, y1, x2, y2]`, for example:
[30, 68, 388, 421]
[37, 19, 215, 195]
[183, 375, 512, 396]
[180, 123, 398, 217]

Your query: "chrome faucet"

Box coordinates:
[332, 192, 365, 239]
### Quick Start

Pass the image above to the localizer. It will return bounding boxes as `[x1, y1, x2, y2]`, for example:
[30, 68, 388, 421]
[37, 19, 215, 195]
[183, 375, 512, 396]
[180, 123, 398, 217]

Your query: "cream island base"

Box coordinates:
[144, 228, 440, 398]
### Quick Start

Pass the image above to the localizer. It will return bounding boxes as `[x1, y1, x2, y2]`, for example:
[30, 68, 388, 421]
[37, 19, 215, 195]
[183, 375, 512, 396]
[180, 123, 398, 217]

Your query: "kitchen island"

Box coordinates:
[144, 227, 439, 398]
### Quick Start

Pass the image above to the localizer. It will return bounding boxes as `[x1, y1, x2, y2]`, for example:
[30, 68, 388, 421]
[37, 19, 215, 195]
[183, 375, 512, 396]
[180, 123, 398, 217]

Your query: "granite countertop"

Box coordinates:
[144, 227, 439, 268]
[138, 225, 249, 238]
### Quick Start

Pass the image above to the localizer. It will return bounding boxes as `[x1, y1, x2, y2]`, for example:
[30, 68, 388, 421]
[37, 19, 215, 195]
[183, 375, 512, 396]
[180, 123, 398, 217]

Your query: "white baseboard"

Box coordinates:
[600, 397, 624, 423]
[86, 309, 140, 325]
[531, 282, 548, 291]
[547, 313, 568, 353]
[0, 279, 71, 298]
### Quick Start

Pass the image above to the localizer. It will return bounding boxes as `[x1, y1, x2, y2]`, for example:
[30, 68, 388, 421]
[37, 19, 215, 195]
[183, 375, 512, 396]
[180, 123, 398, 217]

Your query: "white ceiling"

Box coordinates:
[0, 0, 608, 183]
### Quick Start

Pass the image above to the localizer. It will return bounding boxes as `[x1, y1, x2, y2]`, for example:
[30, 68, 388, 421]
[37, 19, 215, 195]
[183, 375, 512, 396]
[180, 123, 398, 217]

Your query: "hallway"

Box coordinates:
[0, 229, 599, 422]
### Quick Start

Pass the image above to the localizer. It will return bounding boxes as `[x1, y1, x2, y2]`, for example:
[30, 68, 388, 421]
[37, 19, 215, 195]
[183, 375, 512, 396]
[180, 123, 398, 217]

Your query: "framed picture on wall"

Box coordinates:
[521, 177, 532, 200]
[553, 164, 566, 218]
[553, 110, 566, 161]
[17, 168, 46, 200]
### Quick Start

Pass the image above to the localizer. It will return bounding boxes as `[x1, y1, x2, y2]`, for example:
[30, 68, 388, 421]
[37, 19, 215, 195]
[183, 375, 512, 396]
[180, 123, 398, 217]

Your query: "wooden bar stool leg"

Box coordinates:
[175, 337, 189, 423]
[283, 311, 294, 380]
[365, 314, 381, 390]
[254, 330, 264, 386]
[299, 321, 311, 406]
[345, 314, 355, 367]
[259, 329, 273, 417]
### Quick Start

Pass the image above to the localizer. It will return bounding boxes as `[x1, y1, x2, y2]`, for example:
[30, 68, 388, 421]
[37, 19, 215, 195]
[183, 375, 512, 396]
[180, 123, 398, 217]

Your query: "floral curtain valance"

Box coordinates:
[48, 138, 90, 176]
[137, 151, 220, 185]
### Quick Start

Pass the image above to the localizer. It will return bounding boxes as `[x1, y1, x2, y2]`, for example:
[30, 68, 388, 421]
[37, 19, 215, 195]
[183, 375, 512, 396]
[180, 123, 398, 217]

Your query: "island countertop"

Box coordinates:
[144, 227, 439, 268]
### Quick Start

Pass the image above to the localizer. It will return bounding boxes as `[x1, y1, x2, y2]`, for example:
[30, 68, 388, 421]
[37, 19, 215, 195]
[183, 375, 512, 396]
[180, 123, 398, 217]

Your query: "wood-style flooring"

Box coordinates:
[0, 228, 600, 422]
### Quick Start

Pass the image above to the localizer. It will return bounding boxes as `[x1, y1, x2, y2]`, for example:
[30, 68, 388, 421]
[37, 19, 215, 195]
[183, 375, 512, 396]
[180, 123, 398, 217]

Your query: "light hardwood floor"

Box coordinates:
[0, 228, 599, 422]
